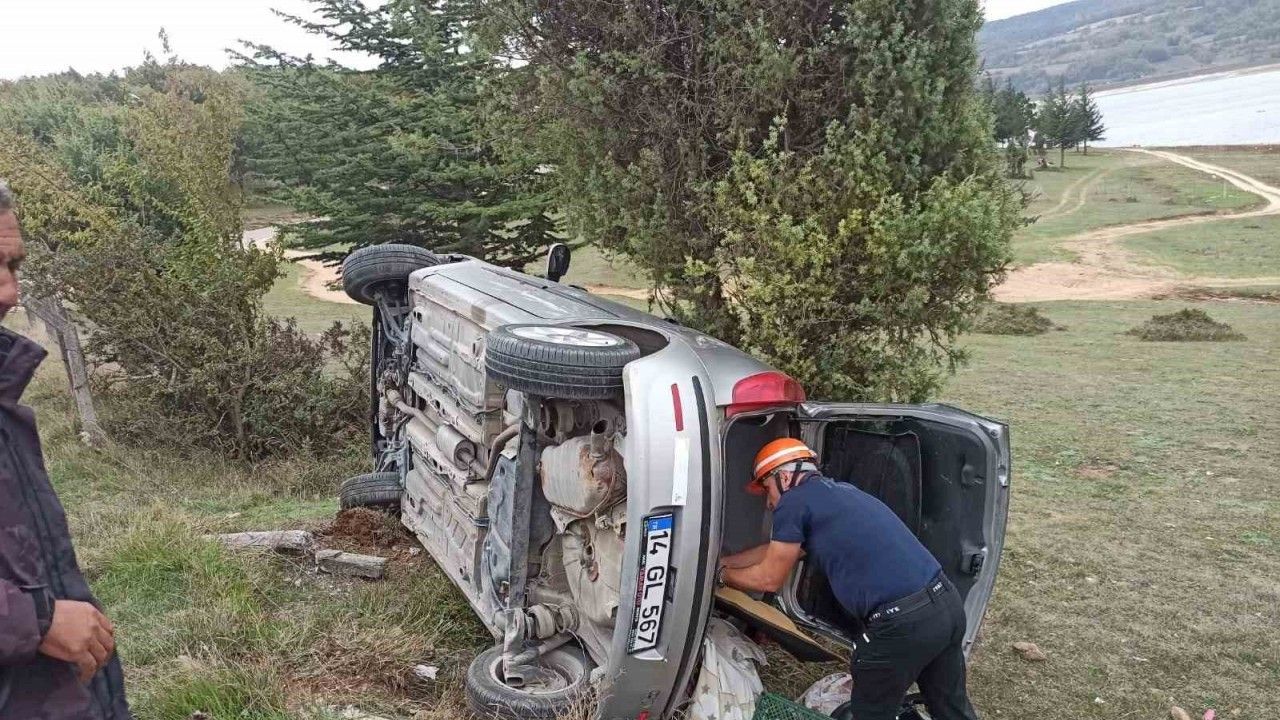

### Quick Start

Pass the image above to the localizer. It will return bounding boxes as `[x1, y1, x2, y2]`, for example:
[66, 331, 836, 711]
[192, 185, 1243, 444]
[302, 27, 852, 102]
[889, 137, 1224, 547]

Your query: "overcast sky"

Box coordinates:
[0, 0, 1074, 81]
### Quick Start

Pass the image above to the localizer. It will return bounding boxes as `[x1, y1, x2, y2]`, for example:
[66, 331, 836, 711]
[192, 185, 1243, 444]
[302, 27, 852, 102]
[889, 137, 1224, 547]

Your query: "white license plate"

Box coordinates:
[628, 513, 674, 653]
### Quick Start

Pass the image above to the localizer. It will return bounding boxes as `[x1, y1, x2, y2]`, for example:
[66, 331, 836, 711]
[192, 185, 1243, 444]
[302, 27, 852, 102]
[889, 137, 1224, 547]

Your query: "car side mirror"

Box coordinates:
[545, 243, 571, 283]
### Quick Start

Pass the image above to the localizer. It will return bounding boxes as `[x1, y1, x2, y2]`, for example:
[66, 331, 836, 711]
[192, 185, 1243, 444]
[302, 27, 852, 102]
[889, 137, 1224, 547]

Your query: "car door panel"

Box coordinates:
[778, 403, 1010, 655]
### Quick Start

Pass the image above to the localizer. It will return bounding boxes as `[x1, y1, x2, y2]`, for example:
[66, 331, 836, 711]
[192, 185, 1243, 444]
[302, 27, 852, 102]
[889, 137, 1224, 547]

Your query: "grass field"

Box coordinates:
[1126, 214, 1280, 278]
[17, 151, 1280, 718]
[263, 261, 365, 334]
[18, 290, 1279, 718]
[1179, 146, 1280, 190]
[945, 300, 1279, 719]
[1012, 150, 1264, 265]
[524, 244, 650, 290]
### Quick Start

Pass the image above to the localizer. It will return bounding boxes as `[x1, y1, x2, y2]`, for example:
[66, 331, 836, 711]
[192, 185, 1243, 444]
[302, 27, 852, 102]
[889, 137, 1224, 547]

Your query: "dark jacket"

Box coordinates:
[0, 328, 130, 719]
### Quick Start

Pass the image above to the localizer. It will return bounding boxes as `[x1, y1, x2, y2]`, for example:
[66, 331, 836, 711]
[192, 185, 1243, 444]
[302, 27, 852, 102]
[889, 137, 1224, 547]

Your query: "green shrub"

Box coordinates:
[488, 0, 1023, 401]
[1125, 308, 1245, 342]
[970, 303, 1061, 336]
[1, 62, 368, 460]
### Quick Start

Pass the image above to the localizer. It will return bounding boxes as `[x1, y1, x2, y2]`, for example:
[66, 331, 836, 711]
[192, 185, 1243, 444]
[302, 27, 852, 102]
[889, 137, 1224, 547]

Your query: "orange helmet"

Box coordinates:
[748, 438, 817, 495]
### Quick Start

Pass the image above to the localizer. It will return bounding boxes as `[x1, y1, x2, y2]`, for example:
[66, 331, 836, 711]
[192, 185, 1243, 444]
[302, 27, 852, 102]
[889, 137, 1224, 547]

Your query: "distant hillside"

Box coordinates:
[979, 0, 1280, 91]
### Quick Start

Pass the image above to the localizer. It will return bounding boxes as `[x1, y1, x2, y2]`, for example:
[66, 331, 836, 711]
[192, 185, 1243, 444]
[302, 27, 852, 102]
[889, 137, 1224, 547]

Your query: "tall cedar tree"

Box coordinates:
[1075, 82, 1105, 155]
[241, 0, 559, 266]
[485, 0, 1023, 401]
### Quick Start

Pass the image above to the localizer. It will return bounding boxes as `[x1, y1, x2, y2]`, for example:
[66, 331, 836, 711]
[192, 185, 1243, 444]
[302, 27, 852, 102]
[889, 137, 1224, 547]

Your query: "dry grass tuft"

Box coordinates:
[1125, 308, 1245, 341]
[970, 303, 1062, 336]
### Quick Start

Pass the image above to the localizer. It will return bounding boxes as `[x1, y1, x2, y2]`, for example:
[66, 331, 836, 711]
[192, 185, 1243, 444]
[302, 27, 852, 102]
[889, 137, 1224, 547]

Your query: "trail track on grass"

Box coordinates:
[996, 149, 1280, 302]
[246, 149, 1280, 308]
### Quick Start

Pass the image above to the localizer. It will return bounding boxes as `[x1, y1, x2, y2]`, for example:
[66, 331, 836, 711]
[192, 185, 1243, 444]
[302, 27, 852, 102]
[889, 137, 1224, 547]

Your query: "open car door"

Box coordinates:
[775, 402, 1010, 656]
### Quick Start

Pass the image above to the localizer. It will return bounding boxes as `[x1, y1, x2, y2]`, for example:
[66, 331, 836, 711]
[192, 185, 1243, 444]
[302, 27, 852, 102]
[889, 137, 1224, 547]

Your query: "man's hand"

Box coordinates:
[722, 541, 804, 593]
[37, 600, 115, 683]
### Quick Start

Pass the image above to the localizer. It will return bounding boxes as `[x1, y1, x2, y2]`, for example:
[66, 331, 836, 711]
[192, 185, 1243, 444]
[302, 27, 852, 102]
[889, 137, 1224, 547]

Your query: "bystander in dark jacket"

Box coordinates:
[0, 180, 131, 718]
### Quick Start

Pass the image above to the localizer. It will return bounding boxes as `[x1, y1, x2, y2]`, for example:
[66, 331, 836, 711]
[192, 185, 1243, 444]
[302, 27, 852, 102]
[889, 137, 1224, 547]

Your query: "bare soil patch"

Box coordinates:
[320, 508, 417, 557]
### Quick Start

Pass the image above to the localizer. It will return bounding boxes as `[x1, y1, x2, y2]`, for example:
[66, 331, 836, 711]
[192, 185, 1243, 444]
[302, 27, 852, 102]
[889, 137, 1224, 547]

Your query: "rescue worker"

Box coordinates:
[0, 180, 132, 718]
[718, 438, 979, 720]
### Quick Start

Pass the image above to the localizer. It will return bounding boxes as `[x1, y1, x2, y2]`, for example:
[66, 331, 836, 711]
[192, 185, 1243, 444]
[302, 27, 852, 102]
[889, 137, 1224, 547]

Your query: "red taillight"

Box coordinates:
[726, 371, 806, 417]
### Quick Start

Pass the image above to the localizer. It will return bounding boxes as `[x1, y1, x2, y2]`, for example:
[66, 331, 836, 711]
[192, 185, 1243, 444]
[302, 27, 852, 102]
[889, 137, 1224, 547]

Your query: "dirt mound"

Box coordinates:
[971, 303, 1062, 336]
[322, 507, 411, 553]
[1125, 308, 1245, 342]
[1158, 286, 1280, 304]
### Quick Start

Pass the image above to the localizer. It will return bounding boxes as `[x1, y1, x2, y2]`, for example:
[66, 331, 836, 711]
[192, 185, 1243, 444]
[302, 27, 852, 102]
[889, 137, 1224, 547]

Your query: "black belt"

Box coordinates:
[867, 572, 948, 623]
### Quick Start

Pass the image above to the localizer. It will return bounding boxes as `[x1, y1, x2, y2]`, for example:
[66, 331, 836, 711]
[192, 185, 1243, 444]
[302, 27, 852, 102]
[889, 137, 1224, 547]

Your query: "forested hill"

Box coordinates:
[979, 0, 1280, 91]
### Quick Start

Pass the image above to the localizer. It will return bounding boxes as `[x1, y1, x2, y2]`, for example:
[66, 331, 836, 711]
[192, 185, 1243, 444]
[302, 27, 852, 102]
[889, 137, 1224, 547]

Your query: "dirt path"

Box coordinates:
[246, 227, 651, 304]
[244, 227, 359, 306]
[996, 149, 1280, 302]
[1039, 166, 1107, 221]
[249, 149, 1280, 308]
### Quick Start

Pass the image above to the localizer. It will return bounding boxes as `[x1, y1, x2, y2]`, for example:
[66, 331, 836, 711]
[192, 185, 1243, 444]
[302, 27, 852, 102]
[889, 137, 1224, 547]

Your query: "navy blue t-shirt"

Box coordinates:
[771, 474, 941, 620]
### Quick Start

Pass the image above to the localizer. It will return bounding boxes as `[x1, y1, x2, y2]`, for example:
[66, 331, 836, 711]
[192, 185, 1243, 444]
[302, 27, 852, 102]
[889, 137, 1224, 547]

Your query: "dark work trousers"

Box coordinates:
[847, 575, 980, 720]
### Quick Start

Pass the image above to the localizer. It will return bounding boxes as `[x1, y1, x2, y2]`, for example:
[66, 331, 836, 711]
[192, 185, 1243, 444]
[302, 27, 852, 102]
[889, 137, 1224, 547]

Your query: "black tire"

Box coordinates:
[485, 324, 640, 400]
[342, 243, 440, 305]
[339, 472, 402, 511]
[465, 644, 593, 720]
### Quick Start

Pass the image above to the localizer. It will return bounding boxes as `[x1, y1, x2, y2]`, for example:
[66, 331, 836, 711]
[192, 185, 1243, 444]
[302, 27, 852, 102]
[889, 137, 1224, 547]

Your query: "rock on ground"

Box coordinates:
[1011, 641, 1048, 662]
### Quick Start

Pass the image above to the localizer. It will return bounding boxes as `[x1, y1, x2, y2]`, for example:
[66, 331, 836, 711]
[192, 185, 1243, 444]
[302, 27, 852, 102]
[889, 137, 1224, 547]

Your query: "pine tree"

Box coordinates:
[1037, 79, 1076, 168]
[484, 0, 1023, 401]
[239, 0, 560, 267]
[990, 77, 1033, 147]
[1075, 83, 1106, 155]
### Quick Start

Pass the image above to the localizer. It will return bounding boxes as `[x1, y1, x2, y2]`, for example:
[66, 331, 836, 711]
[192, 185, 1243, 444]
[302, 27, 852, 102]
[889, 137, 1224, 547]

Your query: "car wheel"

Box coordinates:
[465, 644, 594, 720]
[341, 243, 441, 305]
[485, 324, 641, 400]
[339, 472, 402, 511]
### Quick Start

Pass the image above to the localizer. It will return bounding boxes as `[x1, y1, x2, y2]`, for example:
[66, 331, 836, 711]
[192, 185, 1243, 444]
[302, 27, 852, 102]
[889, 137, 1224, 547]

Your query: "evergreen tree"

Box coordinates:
[990, 77, 1033, 147]
[240, 0, 559, 267]
[1036, 79, 1076, 168]
[1075, 82, 1106, 155]
[484, 0, 1023, 401]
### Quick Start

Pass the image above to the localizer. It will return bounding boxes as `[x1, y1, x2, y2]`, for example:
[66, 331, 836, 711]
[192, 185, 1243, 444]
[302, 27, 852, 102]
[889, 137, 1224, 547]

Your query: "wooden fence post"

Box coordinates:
[23, 296, 107, 446]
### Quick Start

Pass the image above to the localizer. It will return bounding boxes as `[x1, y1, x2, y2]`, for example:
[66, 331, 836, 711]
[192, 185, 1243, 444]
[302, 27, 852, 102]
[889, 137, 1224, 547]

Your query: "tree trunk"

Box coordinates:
[1083, 139, 1089, 156]
[23, 296, 108, 446]
[1059, 144, 1066, 168]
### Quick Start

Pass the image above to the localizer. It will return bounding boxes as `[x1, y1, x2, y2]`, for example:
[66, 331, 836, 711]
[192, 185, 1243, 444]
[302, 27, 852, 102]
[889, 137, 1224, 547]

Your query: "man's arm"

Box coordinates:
[0, 580, 114, 681]
[0, 580, 46, 664]
[722, 541, 804, 593]
[720, 543, 769, 569]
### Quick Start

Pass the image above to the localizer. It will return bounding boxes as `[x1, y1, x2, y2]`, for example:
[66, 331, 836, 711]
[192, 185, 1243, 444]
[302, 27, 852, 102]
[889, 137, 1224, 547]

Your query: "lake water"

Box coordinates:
[1094, 66, 1280, 147]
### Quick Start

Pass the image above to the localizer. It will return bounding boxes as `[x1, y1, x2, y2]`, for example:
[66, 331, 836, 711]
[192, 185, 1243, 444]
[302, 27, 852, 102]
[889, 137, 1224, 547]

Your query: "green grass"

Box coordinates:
[1125, 215, 1280, 278]
[263, 260, 365, 334]
[242, 202, 309, 232]
[1178, 146, 1280, 190]
[1012, 150, 1265, 266]
[19, 295, 1280, 718]
[940, 300, 1280, 720]
[526, 244, 650, 290]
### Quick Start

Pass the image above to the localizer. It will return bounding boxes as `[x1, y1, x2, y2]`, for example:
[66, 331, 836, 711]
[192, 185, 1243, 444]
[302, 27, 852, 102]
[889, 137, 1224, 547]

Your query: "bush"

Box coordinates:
[1, 62, 368, 460]
[490, 0, 1024, 401]
[970, 303, 1061, 336]
[1125, 308, 1245, 342]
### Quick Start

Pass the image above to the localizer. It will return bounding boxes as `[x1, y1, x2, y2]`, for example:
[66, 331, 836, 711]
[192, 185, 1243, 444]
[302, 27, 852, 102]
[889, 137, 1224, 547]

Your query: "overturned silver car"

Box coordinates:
[337, 243, 1010, 720]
